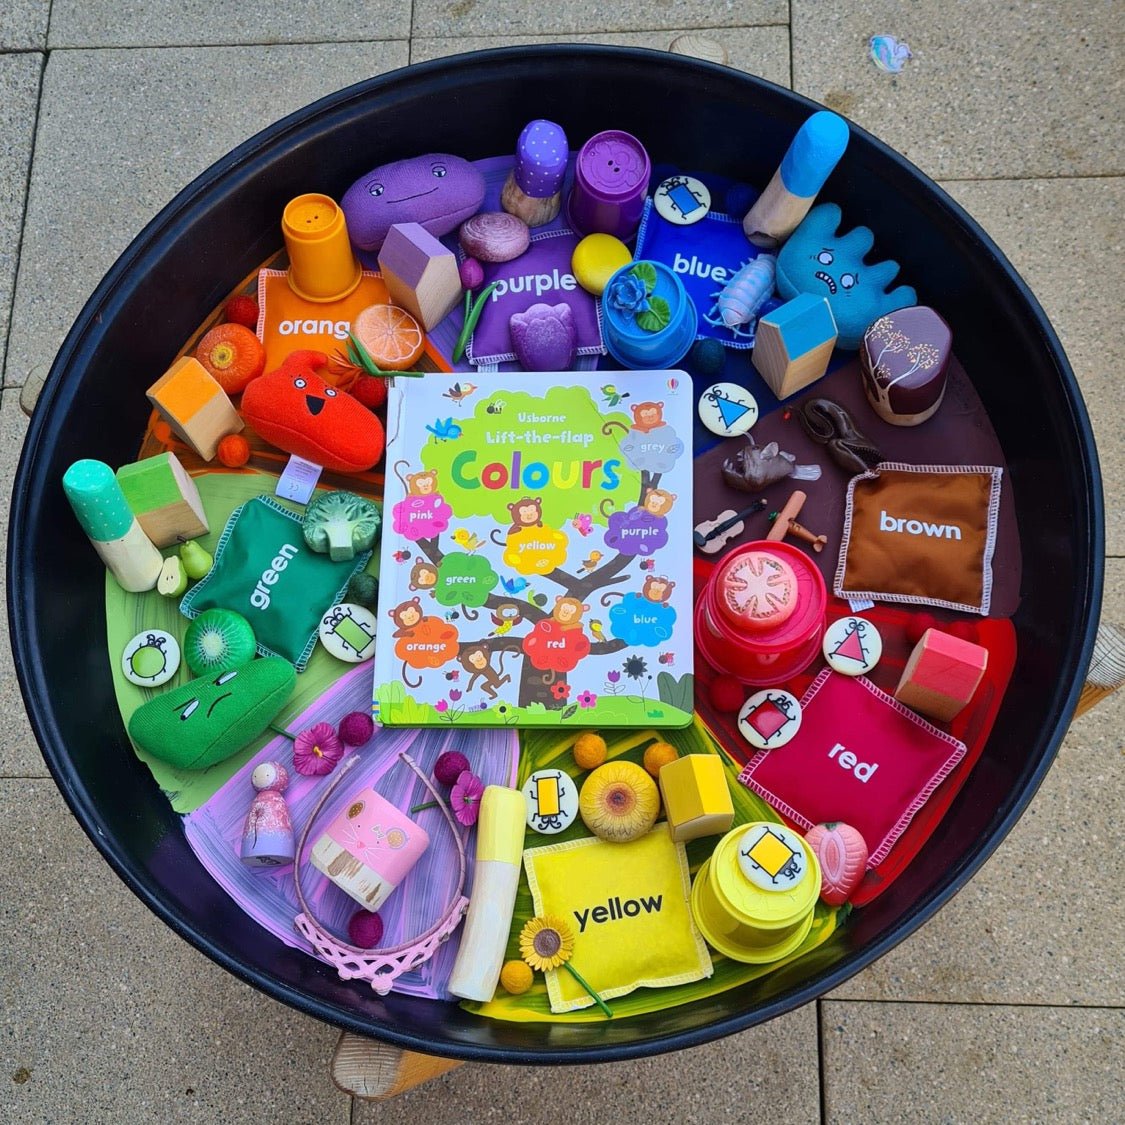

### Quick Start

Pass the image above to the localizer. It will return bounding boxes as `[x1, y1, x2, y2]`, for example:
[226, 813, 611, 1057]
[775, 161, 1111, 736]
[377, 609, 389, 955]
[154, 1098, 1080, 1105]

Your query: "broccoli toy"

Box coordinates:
[302, 490, 382, 562]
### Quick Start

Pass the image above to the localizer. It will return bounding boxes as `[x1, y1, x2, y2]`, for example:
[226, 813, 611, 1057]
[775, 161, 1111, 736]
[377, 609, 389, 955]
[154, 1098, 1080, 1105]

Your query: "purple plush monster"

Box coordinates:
[508, 303, 577, 371]
[341, 153, 485, 254]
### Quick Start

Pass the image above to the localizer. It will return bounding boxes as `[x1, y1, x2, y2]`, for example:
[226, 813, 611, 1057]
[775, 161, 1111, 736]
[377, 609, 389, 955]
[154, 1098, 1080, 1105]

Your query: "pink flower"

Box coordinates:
[449, 689, 463, 702]
[435, 699, 449, 713]
[293, 722, 344, 776]
[607, 670, 621, 683]
[577, 690, 597, 709]
[451, 770, 485, 827]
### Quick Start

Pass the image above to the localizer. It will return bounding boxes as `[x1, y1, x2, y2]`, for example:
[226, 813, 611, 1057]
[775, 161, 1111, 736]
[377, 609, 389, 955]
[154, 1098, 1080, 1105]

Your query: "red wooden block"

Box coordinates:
[894, 627, 988, 722]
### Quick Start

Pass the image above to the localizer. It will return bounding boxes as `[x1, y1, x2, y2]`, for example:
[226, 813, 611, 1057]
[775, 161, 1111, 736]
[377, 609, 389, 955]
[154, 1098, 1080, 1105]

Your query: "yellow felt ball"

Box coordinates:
[500, 959, 534, 995]
[643, 740, 680, 777]
[573, 731, 608, 770]
[572, 234, 632, 296]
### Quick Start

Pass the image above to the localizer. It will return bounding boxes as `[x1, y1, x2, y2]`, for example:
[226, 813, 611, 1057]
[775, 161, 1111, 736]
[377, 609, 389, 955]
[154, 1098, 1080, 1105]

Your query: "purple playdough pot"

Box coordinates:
[340, 152, 486, 253]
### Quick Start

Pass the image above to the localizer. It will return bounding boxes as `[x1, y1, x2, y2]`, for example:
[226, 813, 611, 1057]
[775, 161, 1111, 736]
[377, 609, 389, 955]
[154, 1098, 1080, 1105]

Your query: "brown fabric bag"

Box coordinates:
[834, 463, 1003, 614]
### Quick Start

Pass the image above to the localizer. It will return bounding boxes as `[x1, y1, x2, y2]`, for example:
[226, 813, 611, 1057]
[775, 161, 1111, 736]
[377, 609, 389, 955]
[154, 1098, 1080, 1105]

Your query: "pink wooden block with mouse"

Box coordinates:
[894, 627, 989, 722]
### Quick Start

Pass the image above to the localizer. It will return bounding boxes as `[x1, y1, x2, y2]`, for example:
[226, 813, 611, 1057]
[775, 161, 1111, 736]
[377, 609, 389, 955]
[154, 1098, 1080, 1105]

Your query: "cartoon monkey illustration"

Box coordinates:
[506, 496, 544, 535]
[388, 597, 425, 636]
[489, 602, 524, 636]
[630, 401, 665, 433]
[641, 576, 676, 604]
[552, 595, 590, 632]
[641, 487, 677, 517]
[393, 460, 439, 496]
[408, 558, 438, 591]
[459, 643, 512, 699]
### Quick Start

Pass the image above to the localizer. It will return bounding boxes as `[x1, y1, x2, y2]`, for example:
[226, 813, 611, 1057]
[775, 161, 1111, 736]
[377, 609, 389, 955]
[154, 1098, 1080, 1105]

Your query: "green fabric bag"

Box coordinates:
[181, 495, 370, 671]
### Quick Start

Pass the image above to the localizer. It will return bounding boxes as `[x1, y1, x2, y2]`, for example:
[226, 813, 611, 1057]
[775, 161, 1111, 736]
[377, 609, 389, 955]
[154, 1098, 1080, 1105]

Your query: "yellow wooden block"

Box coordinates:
[146, 356, 243, 461]
[658, 754, 734, 843]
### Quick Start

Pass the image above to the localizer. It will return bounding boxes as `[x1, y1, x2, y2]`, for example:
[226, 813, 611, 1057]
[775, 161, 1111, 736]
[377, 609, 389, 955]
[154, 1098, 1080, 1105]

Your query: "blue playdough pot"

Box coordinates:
[7, 46, 1102, 1063]
[602, 259, 698, 368]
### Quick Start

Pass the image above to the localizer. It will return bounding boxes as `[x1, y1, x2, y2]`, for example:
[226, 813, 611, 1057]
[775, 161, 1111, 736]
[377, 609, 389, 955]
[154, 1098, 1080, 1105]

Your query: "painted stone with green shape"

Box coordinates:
[128, 657, 296, 771]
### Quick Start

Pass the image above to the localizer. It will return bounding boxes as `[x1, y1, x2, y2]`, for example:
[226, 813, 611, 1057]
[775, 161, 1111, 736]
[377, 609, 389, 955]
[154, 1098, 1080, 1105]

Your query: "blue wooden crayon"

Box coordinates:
[742, 111, 850, 249]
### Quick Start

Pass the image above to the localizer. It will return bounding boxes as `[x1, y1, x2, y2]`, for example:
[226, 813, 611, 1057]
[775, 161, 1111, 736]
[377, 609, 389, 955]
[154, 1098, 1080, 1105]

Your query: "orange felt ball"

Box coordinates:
[241, 363, 385, 473]
[217, 433, 251, 468]
[195, 323, 266, 394]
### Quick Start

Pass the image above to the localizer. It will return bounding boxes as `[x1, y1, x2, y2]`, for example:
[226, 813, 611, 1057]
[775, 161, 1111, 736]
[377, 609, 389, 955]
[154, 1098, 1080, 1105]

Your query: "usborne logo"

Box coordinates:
[879, 510, 962, 541]
[277, 318, 351, 340]
[574, 895, 662, 933]
[249, 543, 299, 610]
[489, 269, 578, 301]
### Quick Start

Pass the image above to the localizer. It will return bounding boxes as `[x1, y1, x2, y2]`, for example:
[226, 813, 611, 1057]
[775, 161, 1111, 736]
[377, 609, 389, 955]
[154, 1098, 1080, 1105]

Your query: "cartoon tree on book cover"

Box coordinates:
[376, 380, 694, 727]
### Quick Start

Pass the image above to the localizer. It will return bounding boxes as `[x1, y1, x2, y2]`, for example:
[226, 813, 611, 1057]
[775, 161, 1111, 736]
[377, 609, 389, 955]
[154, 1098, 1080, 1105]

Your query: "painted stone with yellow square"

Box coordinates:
[657, 754, 734, 843]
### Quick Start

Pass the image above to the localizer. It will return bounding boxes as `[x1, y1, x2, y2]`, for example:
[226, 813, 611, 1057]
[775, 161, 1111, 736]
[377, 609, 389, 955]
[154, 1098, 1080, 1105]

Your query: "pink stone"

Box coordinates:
[459, 211, 530, 263]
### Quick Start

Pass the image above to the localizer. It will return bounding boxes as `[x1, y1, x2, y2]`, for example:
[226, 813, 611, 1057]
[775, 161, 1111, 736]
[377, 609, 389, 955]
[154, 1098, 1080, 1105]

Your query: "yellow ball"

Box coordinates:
[643, 740, 679, 777]
[573, 731, 608, 770]
[572, 233, 632, 296]
[500, 959, 534, 995]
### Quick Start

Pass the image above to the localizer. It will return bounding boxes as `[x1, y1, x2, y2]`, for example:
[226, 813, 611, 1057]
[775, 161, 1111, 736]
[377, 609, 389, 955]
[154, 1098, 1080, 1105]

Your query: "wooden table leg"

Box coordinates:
[330, 1032, 463, 1101]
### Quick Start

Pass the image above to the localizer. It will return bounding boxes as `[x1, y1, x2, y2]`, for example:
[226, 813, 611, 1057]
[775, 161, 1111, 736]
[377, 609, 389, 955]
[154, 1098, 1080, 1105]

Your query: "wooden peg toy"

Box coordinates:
[693, 499, 768, 553]
[742, 111, 850, 249]
[895, 627, 988, 722]
[377, 222, 462, 331]
[766, 490, 827, 552]
[752, 293, 838, 400]
[115, 451, 209, 547]
[146, 356, 243, 462]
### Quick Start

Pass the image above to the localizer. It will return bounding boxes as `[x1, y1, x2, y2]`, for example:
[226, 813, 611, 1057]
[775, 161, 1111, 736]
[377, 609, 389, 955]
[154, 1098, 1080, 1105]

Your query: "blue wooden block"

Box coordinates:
[752, 293, 838, 399]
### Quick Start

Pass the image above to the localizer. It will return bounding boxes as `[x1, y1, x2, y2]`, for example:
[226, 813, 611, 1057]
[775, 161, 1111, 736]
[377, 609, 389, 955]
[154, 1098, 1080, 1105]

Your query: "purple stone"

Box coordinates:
[509, 303, 577, 371]
[459, 211, 530, 263]
[340, 153, 485, 253]
[514, 119, 568, 198]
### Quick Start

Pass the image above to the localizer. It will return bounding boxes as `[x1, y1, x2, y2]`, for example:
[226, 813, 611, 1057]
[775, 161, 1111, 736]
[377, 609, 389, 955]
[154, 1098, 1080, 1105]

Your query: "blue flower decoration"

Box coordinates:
[608, 273, 649, 314]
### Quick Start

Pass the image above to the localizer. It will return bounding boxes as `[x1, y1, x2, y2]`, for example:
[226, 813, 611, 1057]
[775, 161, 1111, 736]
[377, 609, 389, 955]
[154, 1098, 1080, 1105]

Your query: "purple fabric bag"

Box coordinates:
[463, 229, 604, 365]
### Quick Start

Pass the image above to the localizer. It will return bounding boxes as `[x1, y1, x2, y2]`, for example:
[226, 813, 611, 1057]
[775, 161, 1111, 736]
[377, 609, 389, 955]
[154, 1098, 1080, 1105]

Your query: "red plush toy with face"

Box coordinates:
[242, 352, 385, 472]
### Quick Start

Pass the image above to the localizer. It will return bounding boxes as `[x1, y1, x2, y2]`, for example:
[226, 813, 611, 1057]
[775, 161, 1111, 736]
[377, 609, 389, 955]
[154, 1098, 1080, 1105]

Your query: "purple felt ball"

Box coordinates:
[460, 257, 485, 290]
[347, 909, 385, 948]
[338, 710, 375, 747]
[434, 750, 470, 787]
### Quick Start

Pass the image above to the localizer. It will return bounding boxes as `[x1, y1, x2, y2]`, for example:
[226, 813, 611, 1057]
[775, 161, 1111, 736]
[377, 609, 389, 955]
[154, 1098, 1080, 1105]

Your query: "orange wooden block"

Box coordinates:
[894, 627, 988, 723]
[147, 356, 243, 461]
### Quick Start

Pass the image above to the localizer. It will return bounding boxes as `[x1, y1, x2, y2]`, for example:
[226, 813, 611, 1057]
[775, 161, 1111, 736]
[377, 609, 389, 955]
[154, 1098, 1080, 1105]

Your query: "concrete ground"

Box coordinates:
[1, 3, 1121, 1122]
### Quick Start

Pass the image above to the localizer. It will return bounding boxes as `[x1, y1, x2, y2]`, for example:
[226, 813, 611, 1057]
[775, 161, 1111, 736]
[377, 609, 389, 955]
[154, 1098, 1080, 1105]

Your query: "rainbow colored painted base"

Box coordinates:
[695, 540, 827, 685]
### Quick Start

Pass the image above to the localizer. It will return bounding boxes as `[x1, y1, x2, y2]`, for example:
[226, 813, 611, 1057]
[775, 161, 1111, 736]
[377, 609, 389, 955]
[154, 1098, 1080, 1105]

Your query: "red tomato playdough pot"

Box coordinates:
[696, 541, 827, 685]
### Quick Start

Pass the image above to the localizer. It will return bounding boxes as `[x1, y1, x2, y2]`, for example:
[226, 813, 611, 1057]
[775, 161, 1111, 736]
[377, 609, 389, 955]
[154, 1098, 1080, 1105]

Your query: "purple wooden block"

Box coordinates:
[860, 306, 952, 426]
[378, 222, 456, 287]
[341, 153, 485, 253]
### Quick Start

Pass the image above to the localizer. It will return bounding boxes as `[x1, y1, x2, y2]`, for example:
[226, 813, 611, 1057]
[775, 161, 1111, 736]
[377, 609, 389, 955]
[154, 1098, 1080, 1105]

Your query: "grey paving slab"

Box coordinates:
[354, 1005, 818, 1124]
[792, 0, 1124, 180]
[940, 177, 1124, 557]
[413, 0, 788, 38]
[48, 0, 409, 48]
[822, 1000, 1125, 1124]
[0, 54, 42, 377]
[3, 41, 408, 389]
[831, 558, 1125, 1007]
[0, 779, 351, 1124]
[410, 27, 791, 86]
[0, 0, 48, 50]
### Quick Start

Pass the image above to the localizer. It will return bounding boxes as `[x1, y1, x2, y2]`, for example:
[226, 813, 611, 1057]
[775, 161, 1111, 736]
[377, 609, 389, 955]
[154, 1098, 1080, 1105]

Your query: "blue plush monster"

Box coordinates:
[776, 203, 916, 349]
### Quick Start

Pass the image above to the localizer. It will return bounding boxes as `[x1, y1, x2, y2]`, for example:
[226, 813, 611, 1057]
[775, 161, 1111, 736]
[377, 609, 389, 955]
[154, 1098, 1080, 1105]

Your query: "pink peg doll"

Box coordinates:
[240, 761, 295, 867]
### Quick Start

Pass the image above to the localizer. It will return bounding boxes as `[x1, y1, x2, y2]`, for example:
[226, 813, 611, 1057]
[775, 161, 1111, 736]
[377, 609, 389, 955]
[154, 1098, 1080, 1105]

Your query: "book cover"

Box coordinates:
[374, 372, 695, 727]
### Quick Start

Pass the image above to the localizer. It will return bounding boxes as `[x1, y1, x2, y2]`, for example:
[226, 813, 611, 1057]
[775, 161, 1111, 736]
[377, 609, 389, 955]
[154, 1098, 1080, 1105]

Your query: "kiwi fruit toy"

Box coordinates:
[183, 608, 257, 676]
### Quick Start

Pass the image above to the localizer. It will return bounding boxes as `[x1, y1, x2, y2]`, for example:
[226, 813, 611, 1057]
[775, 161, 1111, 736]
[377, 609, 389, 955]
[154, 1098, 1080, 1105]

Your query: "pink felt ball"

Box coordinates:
[434, 750, 470, 787]
[708, 675, 745, 714]
[347, 909, 385, 949]
[338, 710, 375, 747]
[459, 257, 485, 290]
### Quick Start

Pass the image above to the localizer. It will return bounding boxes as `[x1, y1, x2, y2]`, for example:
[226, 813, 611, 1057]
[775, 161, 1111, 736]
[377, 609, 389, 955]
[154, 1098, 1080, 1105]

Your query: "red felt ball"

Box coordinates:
[708, 675, 745, 713]
[351, 376, 388, 411]
[434, 750, 470, 787]
[223, 294, 260, 330]
[347, 910, 385, 948]
[338, 710, 375, 747]
[905, 613, 937, 645]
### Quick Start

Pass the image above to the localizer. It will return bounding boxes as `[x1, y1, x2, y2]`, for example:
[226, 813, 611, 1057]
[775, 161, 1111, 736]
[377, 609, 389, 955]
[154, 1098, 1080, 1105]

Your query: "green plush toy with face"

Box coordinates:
[127, 657, 296, 771]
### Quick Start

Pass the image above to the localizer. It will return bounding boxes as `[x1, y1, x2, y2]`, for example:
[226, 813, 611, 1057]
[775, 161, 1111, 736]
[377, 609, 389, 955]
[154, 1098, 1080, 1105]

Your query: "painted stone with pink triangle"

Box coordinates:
[822, 615, 882, 676]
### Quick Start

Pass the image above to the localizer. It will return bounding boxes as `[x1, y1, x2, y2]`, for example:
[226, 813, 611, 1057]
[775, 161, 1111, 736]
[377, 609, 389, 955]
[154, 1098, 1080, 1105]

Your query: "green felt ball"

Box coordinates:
[127, 657, 296, 771]
[183, 608, 257, 676]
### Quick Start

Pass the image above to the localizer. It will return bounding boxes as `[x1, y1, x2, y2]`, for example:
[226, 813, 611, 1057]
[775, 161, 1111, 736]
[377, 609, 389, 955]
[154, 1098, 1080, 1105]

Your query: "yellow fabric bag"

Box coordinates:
[523, 828, 712, 1013]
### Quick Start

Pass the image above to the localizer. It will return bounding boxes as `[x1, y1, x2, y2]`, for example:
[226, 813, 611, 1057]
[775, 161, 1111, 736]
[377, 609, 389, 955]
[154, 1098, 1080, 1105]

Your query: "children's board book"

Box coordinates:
[374, 371, 695, 728]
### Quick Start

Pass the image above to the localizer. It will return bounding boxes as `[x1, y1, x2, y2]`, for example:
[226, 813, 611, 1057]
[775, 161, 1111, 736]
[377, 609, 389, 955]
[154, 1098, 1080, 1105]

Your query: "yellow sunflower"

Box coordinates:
[519, 915, 575, 972]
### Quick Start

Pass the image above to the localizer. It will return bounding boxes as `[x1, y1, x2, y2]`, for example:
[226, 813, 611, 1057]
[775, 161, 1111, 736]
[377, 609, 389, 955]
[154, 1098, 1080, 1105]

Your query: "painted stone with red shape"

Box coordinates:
[860, 306, 952, 426]
[805, 821, 868, 905]
[737, 688, 803, 750]
[894, 627, 988, 722]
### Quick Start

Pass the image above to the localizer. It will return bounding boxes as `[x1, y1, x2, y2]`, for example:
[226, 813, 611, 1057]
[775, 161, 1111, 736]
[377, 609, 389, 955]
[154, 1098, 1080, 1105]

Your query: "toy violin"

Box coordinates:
[693, 500, 769, 554]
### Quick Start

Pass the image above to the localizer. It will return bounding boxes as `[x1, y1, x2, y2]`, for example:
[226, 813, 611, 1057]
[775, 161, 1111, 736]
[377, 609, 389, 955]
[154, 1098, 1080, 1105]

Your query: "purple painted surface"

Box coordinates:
[183, 665, 519, 999]
[514, 119, 569, 197]
[341, 153, 485, 253]
[378, 222, 455, 287]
